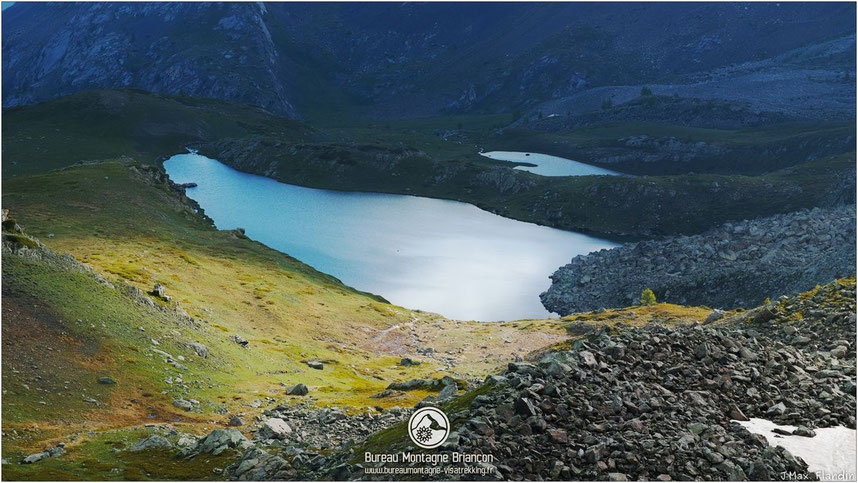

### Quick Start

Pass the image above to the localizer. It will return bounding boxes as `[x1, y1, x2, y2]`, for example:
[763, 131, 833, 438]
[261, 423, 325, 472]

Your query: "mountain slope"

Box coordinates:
[1, 89, 312, 176]
[2, 3, 297, 116]
[1, 159, 568, 478]
[3, 2, 855, 120]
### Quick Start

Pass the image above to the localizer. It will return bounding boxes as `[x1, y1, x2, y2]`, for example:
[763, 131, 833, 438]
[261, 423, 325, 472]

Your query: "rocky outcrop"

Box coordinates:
[223, 402, 409, 479]
[128, 435, 172, 452]
[21, 443, 65, 464]
[2, 212, 114, 284]
[179, 428, 251, 457]
[541, 206, 856, 315]
[2, 4, 296, 116]
[311, 279, 855, 481]
[251, 401, 405, 450]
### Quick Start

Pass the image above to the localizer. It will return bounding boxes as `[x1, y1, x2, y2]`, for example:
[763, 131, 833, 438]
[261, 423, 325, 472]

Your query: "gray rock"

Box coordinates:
[173, 398, 194, 411]
[579, 351, 598, 368]
[792, 426, 817, 437]
[176, 434, 198, 447]
[195, 428, 250, 455]
[286, 383, 309, 396]
[767, 402, 787, 415]
[151, 283, 169, 300]
[437, 383, 457, 401]
[21, 452, 49, 464]
[716, 460, 746, 480]
[514, 397, 537, 417]
[704, 309, 726, 324]
[188, 342, 210, 358]
[128, 435, 172, 451]
[830, 345, 848, 358]
[257, 418, 292, 440]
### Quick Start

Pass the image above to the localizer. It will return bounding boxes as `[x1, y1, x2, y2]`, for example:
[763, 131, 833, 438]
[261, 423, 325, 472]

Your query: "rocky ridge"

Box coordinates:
[3, 3, 854, 120]
[541, 205, 856, 315]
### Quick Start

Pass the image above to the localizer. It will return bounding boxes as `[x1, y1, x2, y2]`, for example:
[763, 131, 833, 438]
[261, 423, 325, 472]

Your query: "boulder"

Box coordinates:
[188, 342, 210, 358]
[195, 428, 250, 455]
[172, 398, 195, 411]
[437, 383, 457, 401]
[150, 283, 170, 301]
[257, 418, 292, 440]
[128, 435, 172, 451]
[21, 452, 48, 464]
[286, 383, 309, 396]
[704, 309, 726, 324]
[176, 434, 198, 447]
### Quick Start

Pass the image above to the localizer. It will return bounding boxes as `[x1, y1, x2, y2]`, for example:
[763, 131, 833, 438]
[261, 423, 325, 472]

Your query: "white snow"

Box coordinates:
[735, 418, 857, 481]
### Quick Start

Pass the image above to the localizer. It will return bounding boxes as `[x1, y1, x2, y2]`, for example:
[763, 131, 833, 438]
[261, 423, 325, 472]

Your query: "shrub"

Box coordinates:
[640, 86, 653, 97]
[640, 288, 657, 306]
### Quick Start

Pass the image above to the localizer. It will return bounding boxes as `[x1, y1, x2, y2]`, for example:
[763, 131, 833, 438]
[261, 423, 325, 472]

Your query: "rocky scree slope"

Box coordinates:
[542, 205, 856, 315]
[298, 279, 855, 481]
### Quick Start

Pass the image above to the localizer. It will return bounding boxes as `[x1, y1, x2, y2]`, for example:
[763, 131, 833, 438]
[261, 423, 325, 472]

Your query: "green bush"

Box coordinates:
[640, 288, 657, 306]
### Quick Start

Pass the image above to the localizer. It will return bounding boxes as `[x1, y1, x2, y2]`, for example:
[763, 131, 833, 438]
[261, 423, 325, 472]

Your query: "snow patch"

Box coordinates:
[735, 418, 856, 481]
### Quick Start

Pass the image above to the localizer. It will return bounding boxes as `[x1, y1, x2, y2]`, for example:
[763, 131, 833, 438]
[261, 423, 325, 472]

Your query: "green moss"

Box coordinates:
[3, 232, 40, 248]
[2, 429, 236, 481]
[440, 381, 503, 415]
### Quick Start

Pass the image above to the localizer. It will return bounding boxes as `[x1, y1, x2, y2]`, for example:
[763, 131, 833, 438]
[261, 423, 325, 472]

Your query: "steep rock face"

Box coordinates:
[3, 3, 855, 119]
[541, 206, 856, 314]
[2, 3, 296, 116]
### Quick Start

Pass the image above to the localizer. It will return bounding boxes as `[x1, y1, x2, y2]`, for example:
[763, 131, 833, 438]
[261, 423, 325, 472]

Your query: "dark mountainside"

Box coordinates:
[3, 2, 856, 121]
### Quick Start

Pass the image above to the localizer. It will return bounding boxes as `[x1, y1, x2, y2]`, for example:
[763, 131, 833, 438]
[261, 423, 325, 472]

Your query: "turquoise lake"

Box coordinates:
[480, 151, 621, 177]
[164, 153, 618, 321]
